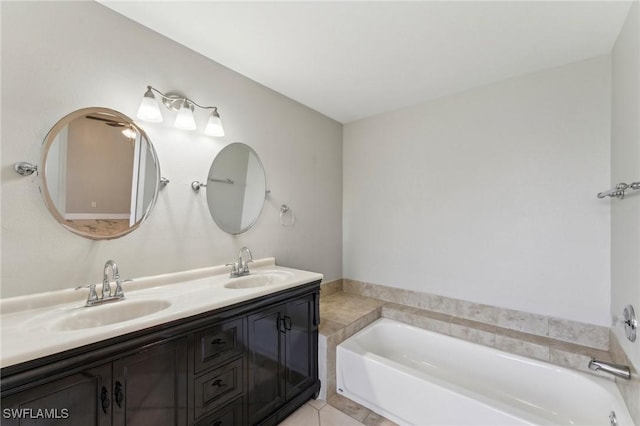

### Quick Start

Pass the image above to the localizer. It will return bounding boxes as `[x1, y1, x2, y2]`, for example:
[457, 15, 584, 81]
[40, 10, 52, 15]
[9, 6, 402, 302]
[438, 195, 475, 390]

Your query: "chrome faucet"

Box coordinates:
[76, 260, 127, 306]
[103, 260, 119, 299]
[588, 358, 631, 380]
[104, 260, 127, 299]
[227, 247, 253, 278]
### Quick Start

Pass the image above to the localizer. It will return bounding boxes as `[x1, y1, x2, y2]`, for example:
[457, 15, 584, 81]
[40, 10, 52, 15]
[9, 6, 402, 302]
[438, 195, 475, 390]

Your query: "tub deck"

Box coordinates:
[337, 318, 634, 426]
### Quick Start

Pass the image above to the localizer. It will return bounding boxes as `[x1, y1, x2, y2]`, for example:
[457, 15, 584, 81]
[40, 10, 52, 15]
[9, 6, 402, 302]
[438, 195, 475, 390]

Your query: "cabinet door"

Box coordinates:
[284, 293, 317, 400]
[1, 363, 111, 426]
[247, 304, 285, 425]
[112, 337, 188, 426]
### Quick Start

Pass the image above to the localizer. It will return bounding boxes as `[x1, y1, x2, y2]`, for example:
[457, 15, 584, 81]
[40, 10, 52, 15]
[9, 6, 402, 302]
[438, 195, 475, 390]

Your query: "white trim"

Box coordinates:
[130, 134, 142, 226]
[63, 214, 130, 220]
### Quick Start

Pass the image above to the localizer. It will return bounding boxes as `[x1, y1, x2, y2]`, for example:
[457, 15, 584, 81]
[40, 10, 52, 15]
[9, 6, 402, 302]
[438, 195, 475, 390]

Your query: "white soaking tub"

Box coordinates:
[336, 318, 633, 426]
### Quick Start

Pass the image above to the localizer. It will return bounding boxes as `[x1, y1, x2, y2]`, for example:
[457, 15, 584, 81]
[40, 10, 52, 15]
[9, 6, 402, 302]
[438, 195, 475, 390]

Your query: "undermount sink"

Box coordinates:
[52, 300, 171, 331]
[224, 271, 293, 289]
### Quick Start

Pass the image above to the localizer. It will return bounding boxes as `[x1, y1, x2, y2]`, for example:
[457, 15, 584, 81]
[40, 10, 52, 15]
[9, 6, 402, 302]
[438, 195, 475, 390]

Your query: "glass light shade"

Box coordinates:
[175, 101, 196, 130]
[204, 111, 225, 137]
[136, 89, 163, 123]
[121, 127, 137, 139]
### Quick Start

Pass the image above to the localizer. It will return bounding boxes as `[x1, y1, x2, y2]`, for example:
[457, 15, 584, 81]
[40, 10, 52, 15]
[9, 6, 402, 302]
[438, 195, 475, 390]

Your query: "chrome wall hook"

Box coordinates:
[14, 162, 38, 176]
[191, 181, 207, 192]
[597, 181, 640, 200]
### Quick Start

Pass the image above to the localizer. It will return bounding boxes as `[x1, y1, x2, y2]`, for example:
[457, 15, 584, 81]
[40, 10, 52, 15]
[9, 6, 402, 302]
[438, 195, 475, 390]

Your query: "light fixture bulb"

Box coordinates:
[121, 127, 137, 139]
[204, 110, 225, 137]
[174, 100, 196, 130]
[136, 87, 163, 123]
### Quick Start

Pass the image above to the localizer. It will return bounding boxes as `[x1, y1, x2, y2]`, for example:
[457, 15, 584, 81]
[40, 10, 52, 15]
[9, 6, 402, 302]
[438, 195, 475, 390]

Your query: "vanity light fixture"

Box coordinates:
[136, 85, 225, 137]
[121, 126, 137, 140]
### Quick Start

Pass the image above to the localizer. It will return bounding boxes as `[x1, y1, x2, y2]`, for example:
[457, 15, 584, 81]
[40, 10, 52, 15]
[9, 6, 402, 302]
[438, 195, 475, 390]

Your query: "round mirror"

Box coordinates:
[205, 143, 266, 234]
[40, 107, 161, 239]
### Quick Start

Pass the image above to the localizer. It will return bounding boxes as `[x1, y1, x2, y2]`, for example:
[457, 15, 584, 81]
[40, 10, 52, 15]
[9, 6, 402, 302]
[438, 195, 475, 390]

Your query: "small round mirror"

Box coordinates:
[40, 107, 161, 239]
[205, 143, 266, 234]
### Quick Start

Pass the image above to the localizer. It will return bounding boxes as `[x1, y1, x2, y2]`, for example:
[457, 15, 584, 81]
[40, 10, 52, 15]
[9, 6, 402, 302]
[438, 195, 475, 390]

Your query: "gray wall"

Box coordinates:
[343, 56, 612, 326]
[1, 1, 343, 297]
[611, 1, 640, 370]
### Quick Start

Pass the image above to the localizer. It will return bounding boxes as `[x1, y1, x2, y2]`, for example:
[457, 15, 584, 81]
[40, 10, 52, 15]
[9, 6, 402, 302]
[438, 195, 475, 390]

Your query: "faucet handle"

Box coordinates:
[75, 284, 99, 304]
[113, 279, 131, 298]
[242, 259, 253, 273]
[226, 262, 239, 275]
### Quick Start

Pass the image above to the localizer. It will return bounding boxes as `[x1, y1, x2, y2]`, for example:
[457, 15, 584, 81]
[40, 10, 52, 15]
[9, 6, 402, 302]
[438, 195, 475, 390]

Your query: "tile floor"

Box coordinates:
[277, 399, 365, 426]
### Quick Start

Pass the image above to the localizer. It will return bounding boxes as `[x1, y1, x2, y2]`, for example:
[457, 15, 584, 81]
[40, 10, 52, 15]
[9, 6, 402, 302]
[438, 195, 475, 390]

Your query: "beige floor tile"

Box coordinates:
[362, 411, 399, 426]
[319, 404, 366, 426]
[278, 403, 320, 426]
[308, 398, 328, 410]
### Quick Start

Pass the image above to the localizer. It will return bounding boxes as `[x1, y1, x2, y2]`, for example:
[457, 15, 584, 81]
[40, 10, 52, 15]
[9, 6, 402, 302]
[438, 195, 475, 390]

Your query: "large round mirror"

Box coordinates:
[40, 107, 161, 239]
[206, 143, 266, 234]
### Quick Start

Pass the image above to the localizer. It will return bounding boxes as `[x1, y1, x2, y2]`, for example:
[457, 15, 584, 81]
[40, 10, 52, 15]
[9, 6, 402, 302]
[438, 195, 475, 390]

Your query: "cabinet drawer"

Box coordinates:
[194, 396, 244, 426]
[195, 318, 244, 373]
[194, 358, 244, 419]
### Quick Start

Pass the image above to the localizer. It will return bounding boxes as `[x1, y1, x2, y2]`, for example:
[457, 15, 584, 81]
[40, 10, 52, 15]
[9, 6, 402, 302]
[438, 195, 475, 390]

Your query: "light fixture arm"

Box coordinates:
[145, 86, 219, 113]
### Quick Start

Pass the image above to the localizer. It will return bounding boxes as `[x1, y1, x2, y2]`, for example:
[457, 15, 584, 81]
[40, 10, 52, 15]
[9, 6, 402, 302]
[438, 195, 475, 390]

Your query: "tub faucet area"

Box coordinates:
[588, 358, 631, 380]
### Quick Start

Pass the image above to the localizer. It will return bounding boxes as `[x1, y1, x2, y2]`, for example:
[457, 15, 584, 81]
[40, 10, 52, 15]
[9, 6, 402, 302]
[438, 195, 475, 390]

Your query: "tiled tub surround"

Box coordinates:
[319, 280, 636, 425]
[342, 279, 610, 351]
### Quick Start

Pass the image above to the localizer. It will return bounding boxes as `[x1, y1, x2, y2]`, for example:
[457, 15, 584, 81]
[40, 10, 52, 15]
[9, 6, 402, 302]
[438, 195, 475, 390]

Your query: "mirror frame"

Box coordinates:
[40, 107, 161, 240]
[206, 142, 267, 235]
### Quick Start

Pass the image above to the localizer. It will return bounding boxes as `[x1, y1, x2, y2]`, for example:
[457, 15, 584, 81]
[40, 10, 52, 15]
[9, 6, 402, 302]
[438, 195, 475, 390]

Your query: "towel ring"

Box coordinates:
[280, 204, 295, 227]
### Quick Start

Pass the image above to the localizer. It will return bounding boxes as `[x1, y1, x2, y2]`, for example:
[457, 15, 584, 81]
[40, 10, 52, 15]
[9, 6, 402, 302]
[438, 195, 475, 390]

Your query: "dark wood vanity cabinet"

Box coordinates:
[112, 337, 188, 426]
[1, 363, 112, 426]
[1, 281, 321, 426]
[1, 338, 188, 426]
[247, 293, 318, 425]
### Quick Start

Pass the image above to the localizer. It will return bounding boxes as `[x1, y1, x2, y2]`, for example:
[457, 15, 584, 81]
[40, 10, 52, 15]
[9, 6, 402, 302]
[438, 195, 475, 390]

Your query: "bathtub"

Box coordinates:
[336, 318, 633, 426]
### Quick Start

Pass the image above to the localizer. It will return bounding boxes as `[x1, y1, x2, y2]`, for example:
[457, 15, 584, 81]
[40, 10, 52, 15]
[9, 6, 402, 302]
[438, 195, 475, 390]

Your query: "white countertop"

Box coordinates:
[0, 258, 323, 369]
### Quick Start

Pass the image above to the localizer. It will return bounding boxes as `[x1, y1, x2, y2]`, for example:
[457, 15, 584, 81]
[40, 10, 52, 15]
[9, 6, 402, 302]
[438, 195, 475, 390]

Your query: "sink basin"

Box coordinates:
[224, 271, 293, 289]
[52, 300, 171, 331]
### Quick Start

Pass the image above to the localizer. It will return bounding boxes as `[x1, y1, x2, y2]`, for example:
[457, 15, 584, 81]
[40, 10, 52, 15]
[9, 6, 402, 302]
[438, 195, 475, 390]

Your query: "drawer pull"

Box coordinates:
[277, 313, 286, 333]
[100, 386, 110, 414]
[284, 316, 292, 331]
[211, 379, 227, 388]
[213, 421, 222, 426]
[114, 381, 124, 408]
[210, 338, 226, 346]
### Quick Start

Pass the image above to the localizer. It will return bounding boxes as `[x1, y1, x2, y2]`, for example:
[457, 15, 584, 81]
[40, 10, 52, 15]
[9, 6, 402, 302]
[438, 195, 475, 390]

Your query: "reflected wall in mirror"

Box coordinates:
[206, 143, 266, 234]
[41, 107, 161, 239]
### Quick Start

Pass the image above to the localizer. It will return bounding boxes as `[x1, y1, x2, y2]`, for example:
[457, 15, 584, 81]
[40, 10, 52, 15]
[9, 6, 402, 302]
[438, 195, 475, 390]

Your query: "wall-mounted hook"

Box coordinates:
[14, 162, 38, 176]
[191, 181, 207, 192]
[597, 181, 640, 200]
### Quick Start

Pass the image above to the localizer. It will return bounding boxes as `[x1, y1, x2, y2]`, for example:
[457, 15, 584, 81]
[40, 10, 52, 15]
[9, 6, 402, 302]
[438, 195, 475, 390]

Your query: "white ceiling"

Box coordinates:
[99, 1, 632, 123]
